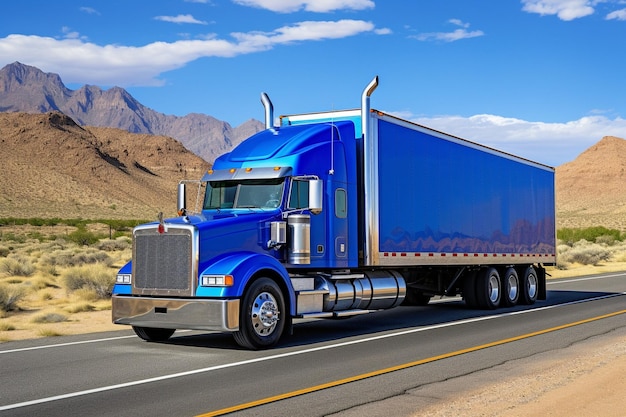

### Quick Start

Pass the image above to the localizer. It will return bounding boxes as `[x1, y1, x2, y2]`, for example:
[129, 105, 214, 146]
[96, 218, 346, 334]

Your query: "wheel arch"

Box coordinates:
[198, 252, 296, 315]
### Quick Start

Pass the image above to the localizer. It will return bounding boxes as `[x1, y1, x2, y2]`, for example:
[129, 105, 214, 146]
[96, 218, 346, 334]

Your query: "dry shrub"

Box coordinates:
[42, 248, 113, 268]
[31, 312, 67, 323]
[0, 284, 25, 312]
[62, 264, 115, 299]
[96, 237, 131, 251]
[558, 240, 611, 265]
[0, 256, 35, 277]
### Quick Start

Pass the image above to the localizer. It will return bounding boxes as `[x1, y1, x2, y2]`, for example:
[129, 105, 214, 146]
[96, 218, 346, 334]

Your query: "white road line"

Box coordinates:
[547, 272, 626, 285]
[1, 291, 624, 412]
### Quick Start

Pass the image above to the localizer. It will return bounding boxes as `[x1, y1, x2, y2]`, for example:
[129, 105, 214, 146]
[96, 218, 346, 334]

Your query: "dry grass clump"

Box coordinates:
[62, 264, 116, 299]
[0, 256, 35, 277]
[0, 284, 25, 312]
[31, 312, 67, 324]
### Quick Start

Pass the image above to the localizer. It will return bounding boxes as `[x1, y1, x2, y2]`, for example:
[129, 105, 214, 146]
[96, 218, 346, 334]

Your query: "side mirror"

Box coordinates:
[308, 179, 323, 215]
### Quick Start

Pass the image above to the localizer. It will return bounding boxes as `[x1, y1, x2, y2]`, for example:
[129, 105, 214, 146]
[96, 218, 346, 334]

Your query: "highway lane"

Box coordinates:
[1, 271, 625, 417]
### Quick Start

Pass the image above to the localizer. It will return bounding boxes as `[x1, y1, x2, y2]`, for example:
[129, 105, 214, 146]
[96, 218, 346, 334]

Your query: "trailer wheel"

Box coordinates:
[476, 267, 501, 309]
[233, 277, 285, 350]
[501, 267, 520, 307]
[519, 266, 539, 305]
[132, 326, 176, 342]
[463, 270, 479, 308]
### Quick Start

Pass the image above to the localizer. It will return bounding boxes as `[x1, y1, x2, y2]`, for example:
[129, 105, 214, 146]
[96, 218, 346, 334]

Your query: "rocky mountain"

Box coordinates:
[555, 136, 626, 231]
[0, 112, 210, 220]
[0, 62, 264, 163]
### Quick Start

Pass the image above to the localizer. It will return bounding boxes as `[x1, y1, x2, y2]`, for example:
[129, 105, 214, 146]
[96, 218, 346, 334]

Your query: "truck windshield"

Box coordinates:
[204, 178, 285, 210]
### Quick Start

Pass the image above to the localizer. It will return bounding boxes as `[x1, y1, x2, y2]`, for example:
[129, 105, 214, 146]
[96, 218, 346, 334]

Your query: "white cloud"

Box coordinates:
[79, 7, 100, 15]
[606, 7, 626, 19]
[521, 0, 596, 21]
[0, 20, 378, 87]
[412, 19, 484, 42]
[399, 112, 626, 166]
[232, 0, 375, 13]
[154, 14, 209, 25]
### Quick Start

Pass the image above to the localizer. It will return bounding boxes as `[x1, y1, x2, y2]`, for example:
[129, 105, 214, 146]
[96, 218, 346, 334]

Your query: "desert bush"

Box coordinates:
[42, 248, 113, 268]
[31, 312, 67, 323]
[0, 256, 35, 277]
[96, 237, 131, 251]
[62, 264, 115, 299]
[0, 246, 9, 257]
[0, 284, 26, 312]
[558, 240, 611, 265]
[557, 226, 624, 245]
[67, 226, 104, 246]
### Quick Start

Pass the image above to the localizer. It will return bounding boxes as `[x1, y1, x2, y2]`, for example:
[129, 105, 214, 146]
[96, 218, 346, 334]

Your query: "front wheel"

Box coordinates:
[233, 278, 286, 350]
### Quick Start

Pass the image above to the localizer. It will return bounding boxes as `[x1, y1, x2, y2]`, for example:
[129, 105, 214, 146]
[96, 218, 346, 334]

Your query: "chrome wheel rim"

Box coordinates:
[250, 291, 279, 336]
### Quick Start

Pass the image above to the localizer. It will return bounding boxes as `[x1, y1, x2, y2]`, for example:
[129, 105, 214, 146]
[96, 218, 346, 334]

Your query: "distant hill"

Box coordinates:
[0, 112, 210, 220]
[0, 62, 264, 163]
[556, 136, 626, 231]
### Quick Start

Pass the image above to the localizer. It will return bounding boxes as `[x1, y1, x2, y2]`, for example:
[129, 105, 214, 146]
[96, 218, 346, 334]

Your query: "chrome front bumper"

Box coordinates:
[112, 296, 240, 332]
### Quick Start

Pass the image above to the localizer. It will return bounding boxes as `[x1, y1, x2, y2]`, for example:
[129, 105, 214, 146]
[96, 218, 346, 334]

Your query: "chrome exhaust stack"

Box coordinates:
[261, 92, 274, 129]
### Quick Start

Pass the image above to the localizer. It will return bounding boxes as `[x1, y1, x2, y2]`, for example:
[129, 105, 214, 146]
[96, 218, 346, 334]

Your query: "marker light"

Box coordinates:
[201, 274, 234, 287]
[116, 274, 132, 284]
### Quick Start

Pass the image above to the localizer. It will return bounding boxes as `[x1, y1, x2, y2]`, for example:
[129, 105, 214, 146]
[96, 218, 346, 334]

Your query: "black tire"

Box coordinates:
[132, 326, 175, 342]
[233, 277, 286, 350]
[519, 265, 539, 305]
[501, 267, 520, 307]
[463, 270, 479, 308]
[476, 267, 501, 309]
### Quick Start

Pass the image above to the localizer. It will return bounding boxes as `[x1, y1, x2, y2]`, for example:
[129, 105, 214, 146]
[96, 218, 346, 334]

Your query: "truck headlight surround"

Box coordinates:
[116, 274, 132, 284]
[201, 274, 234, 287]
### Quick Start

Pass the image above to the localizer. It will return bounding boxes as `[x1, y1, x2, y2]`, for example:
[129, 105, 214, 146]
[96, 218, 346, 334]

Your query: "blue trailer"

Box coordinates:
[112, 77, 556, 349]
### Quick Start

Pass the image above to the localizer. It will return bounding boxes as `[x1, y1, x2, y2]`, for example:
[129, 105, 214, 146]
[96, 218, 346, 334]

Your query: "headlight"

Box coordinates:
[201, 274, 234, 286]
[116, 274, 132, 284]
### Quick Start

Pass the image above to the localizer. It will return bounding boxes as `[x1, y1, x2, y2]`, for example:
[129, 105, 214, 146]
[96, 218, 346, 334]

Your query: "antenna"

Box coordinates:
[329, 105, 335, 175]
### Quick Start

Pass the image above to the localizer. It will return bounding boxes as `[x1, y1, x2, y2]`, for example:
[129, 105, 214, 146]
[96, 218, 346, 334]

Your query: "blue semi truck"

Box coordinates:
[112, 77, 556, 349]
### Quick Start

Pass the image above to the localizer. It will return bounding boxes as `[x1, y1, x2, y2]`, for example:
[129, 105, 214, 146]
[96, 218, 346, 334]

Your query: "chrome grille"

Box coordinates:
[132, 225, 196, 296]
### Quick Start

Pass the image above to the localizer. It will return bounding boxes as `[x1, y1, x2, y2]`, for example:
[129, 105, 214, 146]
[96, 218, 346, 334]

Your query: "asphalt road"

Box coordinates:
[1, 272, 625, 417]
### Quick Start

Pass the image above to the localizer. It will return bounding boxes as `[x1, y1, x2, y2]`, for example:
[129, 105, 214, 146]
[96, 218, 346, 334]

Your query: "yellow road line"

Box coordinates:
[197, 309, 626, 417]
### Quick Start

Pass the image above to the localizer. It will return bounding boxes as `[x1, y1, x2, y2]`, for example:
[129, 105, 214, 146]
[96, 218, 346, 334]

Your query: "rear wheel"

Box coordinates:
[233, 277, 285, 350]
[132, 326, 175, 342]
[501, 267, 520, 307]
[519, 265, 539, 305]
[476, 267, 501, 309]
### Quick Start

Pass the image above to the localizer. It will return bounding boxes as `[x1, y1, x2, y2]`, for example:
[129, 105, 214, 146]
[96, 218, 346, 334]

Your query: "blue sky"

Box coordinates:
[1, 0, 626, 166]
